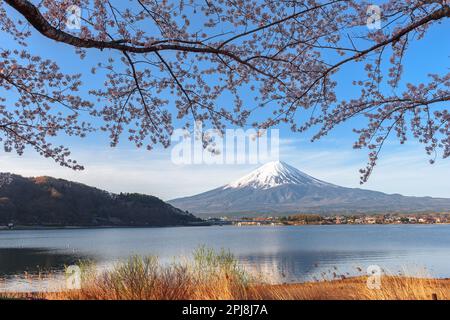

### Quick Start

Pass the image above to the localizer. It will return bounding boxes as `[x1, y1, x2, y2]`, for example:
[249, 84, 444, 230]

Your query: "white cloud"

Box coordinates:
[1, 138, 449, 200]
[282, 141, 450, 198]
[0, 145, 253, 200]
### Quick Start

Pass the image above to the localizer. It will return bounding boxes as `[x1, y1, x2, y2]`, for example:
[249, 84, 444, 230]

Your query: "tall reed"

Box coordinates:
[2, 248, 449, 300]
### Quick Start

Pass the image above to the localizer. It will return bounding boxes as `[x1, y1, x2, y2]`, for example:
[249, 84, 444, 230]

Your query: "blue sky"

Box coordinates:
[1, 3, 449, 200]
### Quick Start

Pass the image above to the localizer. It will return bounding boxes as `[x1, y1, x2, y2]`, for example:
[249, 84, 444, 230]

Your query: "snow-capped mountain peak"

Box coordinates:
[169, 160, 450, 217]
[224, 161, 332, 190]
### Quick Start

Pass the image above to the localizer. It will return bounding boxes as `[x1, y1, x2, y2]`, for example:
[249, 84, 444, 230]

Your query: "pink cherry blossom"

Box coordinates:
[0, 0, 448, 182]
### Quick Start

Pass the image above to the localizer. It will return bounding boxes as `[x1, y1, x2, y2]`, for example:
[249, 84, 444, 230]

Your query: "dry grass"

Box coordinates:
[250, 276, 450, 300]
[2, 248, 449, 300]
[44, 247, 253, 300]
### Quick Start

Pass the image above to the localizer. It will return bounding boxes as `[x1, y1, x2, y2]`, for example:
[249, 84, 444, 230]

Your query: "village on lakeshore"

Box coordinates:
[206, 213, 450, 226]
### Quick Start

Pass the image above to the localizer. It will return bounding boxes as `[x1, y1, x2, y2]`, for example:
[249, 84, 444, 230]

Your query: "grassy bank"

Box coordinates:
[2, 248, 449, 300]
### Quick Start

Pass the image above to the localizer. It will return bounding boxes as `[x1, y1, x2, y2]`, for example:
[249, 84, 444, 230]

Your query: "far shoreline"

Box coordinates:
[0, 223, 212, 231]
[1, 223, 449, 231]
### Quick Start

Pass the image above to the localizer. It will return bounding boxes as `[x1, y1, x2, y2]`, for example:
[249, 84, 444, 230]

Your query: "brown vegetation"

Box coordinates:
[2, 249, 449, 300]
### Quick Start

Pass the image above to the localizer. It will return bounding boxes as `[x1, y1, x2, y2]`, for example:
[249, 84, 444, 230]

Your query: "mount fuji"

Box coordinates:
[168, 161, 450, 217]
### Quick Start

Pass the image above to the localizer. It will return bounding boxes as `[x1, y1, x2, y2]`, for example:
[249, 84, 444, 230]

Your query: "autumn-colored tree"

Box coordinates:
[0, 0, 449, 182]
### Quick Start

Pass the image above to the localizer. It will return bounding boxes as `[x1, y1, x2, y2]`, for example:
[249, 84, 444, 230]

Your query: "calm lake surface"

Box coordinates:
[1, 225, 450, 287]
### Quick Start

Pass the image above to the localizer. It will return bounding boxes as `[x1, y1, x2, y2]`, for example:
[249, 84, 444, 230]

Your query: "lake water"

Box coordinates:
[1, 225, 450, 290]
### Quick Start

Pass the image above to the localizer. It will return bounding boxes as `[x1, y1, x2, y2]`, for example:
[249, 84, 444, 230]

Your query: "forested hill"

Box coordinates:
[0, 173, 201, 227]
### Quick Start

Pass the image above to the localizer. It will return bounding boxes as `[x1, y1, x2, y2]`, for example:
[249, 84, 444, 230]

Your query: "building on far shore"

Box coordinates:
[212, 212, 450, 226]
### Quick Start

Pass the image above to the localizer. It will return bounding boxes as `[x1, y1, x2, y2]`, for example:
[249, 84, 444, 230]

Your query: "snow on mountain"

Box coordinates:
[168, 161, 450, 217]
[224, 161, 333, 189]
